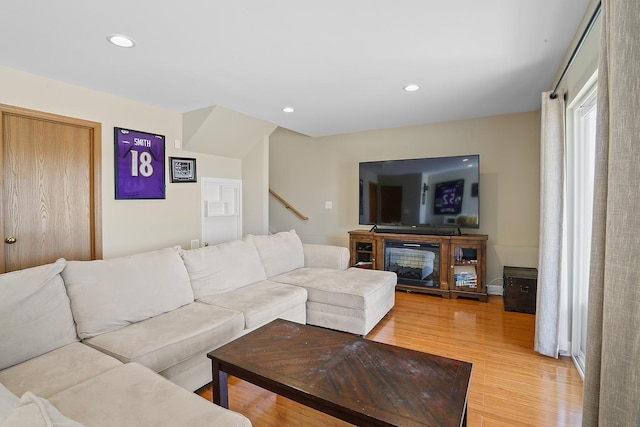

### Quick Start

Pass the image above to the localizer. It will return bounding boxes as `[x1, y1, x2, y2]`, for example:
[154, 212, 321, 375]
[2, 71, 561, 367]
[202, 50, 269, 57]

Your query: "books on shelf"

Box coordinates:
[453, 266, 478, 288]
[354, 261, 373, 269]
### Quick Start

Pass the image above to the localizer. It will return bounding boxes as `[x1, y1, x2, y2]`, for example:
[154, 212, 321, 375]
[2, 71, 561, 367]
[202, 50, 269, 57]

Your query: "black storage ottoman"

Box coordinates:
[503, 266, 538, 314]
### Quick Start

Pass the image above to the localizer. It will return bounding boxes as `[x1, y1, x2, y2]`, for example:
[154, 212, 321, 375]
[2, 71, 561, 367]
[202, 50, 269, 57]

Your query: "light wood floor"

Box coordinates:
[197, 291, 584, 426]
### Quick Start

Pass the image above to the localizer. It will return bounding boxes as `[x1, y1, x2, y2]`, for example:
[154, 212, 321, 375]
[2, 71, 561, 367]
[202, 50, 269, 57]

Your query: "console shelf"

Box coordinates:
[349, 230, 488, 301]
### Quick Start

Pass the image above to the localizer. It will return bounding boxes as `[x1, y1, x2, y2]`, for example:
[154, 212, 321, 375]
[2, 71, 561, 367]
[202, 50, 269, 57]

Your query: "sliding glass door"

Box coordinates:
[566, 77, 597, 376]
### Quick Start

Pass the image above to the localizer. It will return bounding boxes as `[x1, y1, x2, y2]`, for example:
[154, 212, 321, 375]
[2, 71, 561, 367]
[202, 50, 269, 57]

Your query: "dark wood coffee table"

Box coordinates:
[208, 319, 472, 426]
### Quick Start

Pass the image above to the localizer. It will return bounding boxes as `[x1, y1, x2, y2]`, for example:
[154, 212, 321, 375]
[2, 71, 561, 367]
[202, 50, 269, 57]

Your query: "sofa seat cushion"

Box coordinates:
[269, 267, 335, 287]
[0, 342, 122, 398]
[83, 302, 244, 373]
[0, 259, 78, 371]
[272, 267, 397, 310]
[48, 363, 252, 427]
[248, 230, 304, 277]
[62, 247, 194, 339]
[198, 281, 307, 329]
[180, 238, 266, 298]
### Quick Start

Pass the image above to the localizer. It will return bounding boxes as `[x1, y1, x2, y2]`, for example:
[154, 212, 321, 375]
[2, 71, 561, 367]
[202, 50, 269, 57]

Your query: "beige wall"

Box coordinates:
[242, 135, 270, 235]
[269, 111, 542, 287]
[0, 66, 242, 258]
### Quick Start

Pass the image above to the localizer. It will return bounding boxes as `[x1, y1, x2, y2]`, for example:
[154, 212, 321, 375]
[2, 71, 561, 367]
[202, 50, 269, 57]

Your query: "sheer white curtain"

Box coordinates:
[583, 0, 640, 425]
[535, 90, 566, 358]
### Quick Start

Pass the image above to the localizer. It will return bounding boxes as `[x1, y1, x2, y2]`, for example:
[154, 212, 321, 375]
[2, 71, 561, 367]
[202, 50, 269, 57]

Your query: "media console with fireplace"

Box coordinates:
[349, 230, 488, 301]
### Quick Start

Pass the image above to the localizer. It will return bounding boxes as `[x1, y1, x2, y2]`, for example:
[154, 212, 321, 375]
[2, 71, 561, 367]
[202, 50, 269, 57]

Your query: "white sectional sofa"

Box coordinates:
[0, 230, 396, 426]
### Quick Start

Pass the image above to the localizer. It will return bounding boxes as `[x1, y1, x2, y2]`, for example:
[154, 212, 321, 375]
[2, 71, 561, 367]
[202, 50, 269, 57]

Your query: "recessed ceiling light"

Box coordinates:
[282, 107, 295, 113]
[107, 34, 136, 48]
[403, 84, 420, 92]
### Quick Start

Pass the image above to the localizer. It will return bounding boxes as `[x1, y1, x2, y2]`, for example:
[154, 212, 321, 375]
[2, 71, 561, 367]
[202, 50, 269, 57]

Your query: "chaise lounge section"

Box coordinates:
[250, 231, 397, 336]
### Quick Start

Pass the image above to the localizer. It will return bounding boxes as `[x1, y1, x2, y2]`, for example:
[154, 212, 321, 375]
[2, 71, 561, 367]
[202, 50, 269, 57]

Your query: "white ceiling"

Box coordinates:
[1, 0, 591, 137]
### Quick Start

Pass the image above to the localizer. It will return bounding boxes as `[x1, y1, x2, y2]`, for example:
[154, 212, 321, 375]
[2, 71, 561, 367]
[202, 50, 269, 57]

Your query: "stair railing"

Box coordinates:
[269, 188, 309, 220]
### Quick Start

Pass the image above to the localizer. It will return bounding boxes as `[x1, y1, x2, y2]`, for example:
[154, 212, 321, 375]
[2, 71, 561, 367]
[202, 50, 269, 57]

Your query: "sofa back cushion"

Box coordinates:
[180, 238, 267, 298]
[248, 230, 305, 278]
[0, 259, 78, 370]
[61, 247, 193, 339]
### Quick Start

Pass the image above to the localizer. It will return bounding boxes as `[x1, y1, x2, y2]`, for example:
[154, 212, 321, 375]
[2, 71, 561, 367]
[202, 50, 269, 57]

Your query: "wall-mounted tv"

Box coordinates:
[359, 155, 480, 232]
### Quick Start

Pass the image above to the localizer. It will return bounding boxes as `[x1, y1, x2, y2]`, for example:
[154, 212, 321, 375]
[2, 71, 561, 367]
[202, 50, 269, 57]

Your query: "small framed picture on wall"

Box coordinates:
[169, 157, 197, 183]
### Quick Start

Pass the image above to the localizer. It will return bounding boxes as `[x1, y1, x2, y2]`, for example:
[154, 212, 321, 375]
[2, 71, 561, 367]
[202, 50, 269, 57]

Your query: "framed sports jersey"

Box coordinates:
[114, 127, 166, 199]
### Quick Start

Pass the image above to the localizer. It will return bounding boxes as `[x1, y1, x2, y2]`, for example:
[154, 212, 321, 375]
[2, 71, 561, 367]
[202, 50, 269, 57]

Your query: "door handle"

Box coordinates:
[4, 236, 17, 244]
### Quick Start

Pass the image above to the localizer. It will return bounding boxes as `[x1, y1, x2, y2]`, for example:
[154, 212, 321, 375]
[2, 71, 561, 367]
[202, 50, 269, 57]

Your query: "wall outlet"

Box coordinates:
[325, 201, 333, 209]
[190, 239, 199, 249]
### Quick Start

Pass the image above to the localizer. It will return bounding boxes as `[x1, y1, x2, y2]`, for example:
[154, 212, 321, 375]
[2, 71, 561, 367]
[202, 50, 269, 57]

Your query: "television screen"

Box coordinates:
[359, 155, 480, 230]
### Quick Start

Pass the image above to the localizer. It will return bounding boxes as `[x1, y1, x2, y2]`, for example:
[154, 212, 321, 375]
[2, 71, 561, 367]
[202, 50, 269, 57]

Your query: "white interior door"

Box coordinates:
[201, 177, 242, 246]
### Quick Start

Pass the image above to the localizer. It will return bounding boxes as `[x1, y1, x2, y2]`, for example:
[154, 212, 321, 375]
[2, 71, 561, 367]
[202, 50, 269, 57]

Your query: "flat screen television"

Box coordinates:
[359, 155, 480, 233]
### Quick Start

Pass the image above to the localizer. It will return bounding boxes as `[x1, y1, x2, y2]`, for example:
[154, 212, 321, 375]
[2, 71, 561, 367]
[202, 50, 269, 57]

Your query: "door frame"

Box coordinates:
[0, 104, 102, 271]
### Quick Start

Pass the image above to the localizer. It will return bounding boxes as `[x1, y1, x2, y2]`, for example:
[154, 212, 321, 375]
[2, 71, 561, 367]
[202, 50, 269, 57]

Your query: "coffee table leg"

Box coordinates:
[212, 360, 229, 408]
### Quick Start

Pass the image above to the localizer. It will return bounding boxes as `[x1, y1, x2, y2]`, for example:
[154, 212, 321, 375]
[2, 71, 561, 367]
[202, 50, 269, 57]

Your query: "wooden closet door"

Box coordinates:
[1, 107, 101, 272]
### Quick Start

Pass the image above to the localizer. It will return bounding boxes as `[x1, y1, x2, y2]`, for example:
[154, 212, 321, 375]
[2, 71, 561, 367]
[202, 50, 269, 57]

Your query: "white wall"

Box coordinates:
[0, 66, 242, 258]
[553, 3, 602, 107]
[269, 111, 541, 287]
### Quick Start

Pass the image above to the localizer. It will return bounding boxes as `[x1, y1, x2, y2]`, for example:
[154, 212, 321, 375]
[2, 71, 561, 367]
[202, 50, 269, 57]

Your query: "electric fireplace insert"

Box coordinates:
[384, 241, 441, 288]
